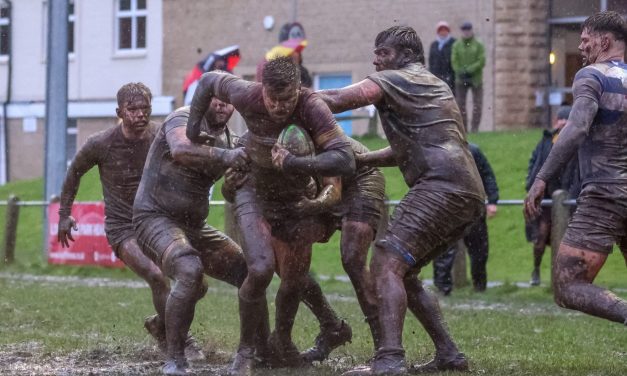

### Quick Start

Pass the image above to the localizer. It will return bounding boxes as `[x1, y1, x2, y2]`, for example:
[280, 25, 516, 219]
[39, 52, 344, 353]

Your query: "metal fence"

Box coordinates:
[1, 190, 575, 288]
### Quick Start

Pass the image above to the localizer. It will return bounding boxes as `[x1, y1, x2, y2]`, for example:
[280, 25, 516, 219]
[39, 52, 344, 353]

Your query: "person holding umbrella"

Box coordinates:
[182, 45, 241, 105]
[256, 38, 312, 88]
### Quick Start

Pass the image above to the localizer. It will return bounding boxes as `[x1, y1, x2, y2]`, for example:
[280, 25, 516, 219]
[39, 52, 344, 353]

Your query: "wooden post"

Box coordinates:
[367, 109, 379, 136]
[3, 195, 20, 264]
[550, 189, 569, 290]
[452, 239, 469, 288]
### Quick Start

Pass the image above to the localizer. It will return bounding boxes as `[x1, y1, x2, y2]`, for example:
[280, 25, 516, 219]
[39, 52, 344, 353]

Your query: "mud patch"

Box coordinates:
[0, 342, 355, 375]
[0, 341, 227, 375]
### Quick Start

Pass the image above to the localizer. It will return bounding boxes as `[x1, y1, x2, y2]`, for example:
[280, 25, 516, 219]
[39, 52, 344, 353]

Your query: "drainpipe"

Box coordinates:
[0, 0, 12, 184]
[291, 0, 298, 22]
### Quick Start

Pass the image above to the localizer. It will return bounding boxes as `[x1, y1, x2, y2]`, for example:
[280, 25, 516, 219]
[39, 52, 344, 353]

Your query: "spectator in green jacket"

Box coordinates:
[452, 21, 485, 133]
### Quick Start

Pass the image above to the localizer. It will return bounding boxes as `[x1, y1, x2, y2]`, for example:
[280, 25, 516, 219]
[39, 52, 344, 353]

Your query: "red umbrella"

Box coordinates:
[183, 45, 240, 104]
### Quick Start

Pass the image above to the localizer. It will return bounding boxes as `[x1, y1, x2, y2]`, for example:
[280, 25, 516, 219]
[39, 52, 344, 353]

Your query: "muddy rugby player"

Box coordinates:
[317, 26, 486, 375]
[187, 56, 356, 375]
[57, 83, 204, 362]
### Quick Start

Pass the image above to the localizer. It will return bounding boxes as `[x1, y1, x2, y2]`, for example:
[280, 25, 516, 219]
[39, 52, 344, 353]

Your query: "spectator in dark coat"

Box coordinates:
[433, 143, 499, 294]
[428, 21, 456, 91]
[525, 105, 580, 286]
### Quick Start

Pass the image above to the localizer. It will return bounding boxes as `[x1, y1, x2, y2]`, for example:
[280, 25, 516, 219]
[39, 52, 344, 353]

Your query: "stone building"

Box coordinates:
[0, 0, 624, 183]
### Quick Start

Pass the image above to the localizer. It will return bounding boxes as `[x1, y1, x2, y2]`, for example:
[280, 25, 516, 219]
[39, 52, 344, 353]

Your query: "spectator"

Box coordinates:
[255, 38, 312, 88]
[433, 143, 498, 294]
[525, 105, 580, 286]
[428, 21, 456, 91]
[452, 21, 485, 133]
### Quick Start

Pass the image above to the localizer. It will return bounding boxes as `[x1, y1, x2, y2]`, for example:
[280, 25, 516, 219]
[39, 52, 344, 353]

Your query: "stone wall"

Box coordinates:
[494, 0, 549, 128]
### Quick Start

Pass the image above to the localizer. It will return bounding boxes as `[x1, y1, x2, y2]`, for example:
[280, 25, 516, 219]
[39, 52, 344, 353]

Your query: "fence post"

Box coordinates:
[3, 195, 20, 264]
[550, 189, 569, 290]
[452, 239, 469, 288]
[367, 109, 379, 136]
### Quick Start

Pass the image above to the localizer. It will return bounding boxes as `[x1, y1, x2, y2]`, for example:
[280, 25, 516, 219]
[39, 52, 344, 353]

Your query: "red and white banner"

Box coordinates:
[48, 202, 125, 268]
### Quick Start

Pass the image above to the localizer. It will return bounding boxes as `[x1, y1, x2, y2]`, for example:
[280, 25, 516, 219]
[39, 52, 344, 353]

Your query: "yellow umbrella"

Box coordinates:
[265, 38, 308, 60]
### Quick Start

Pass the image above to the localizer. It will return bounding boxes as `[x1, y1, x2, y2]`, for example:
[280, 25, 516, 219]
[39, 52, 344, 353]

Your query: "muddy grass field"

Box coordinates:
[2, 273, 626, 376]
[0, 274, 363, 376]
[0, 342, 355, 375]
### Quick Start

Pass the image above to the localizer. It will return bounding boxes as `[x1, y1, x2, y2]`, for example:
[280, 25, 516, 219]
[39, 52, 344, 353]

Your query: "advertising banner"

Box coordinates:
[48, 202, 124, 268]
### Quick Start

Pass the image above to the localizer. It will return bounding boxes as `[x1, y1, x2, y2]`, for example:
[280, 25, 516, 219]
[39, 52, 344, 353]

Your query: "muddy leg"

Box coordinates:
[340, 221, 380, 350]
[554, 244, 627, 324]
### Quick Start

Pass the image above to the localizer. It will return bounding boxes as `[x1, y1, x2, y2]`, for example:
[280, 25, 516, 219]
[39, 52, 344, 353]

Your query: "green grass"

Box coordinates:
[1, 130, 625, 284]
[0, 131, 626, 374]
[1, 277, 625, 375]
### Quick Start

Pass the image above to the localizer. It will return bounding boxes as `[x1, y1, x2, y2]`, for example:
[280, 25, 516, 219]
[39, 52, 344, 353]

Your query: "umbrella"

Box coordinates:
[256, 38, 308, 82]
[183, 45, 240, 105]
[265, 38, 307, 60]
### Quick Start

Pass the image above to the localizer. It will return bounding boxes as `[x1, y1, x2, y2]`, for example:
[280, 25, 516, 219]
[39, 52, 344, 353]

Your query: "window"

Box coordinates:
[0, 1, 10, 56]
[316, 74, 353, 135]
[116, 0, 147, 51]
[68, 1, 75, 54]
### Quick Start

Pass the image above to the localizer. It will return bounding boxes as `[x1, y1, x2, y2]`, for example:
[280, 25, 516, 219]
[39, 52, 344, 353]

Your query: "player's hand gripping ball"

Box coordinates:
[272, 124, 315, 169]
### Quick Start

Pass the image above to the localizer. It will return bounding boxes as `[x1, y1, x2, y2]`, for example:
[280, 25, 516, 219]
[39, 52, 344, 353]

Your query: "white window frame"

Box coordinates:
[115, 0, 147, 54]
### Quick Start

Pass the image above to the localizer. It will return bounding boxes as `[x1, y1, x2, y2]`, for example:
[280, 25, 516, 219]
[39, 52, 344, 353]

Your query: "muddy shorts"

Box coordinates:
[233, 183, 328, 244]
[105, 219, 135, 258]
[134, 214, 238, 266]
[562, 183, 627, 254]
[334, 168, 386, 231]
[378, 185, 485, 269]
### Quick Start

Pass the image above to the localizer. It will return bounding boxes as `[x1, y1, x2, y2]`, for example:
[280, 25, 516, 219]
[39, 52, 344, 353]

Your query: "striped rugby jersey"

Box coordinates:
[572, 60, 627, 185]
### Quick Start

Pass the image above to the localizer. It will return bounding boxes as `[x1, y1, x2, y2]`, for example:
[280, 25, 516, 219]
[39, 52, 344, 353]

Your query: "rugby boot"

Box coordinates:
[267, 331, 304, 368]
[300, 319, 352, 363]
[227, 347, 255, 376]
[184, 335, 205, 362]
[342, 365, 375, 376]
[530, 267, 541, 286]
[144, 314, 167, 353]
[144, 314, 204, 361]
[253, 343, 274, 369]
[342, 347, 406, 376]
[371, 347, 407, 375]
[410, 352, 469, 373]
[161, 358, 189, 375]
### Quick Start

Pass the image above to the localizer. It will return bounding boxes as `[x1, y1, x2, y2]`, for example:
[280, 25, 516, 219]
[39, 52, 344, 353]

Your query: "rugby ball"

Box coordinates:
[277, 124, 315, 157]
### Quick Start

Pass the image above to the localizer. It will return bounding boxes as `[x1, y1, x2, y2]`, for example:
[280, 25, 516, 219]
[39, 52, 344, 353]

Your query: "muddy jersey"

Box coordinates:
[367, 63, 484, 200]
[570, 61, 627, 187]
[195, 73, 350, 200]
[134, 107, 233, 228]
[65, 122, 158, 238]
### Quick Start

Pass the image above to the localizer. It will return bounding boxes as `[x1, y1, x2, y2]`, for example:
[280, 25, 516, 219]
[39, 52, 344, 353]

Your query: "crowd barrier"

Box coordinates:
[1, 190, 574, 286]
